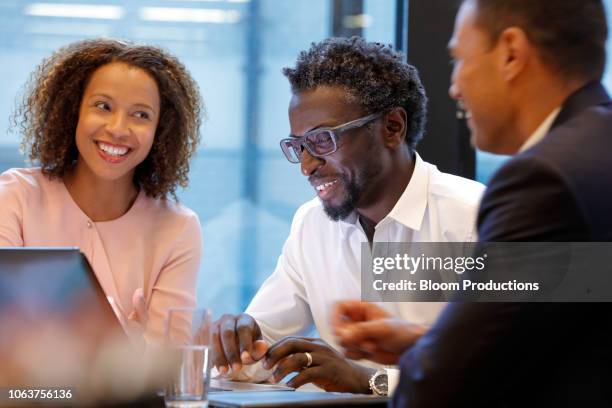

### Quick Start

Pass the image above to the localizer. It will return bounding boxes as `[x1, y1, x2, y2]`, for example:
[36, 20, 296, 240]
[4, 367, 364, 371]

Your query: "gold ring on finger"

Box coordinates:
[303, 352, 313, 368]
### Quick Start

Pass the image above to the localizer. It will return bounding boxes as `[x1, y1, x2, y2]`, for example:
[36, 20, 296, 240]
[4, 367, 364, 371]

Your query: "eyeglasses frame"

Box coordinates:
[279, 112, 383, 163]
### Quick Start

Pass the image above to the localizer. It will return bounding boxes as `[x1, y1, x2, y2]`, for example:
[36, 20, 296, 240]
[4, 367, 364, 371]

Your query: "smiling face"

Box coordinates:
[448, 0, 515, 154]
[74, 62, 160, 186]
[289, 86, 385, 221]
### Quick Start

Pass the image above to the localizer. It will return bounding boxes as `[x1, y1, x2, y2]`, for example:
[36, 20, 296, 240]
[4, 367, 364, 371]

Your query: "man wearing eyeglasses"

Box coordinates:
[211, 37, 485, 394]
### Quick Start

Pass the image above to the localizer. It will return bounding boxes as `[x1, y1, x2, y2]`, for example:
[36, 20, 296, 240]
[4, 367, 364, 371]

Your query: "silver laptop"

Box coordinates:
[209, 391, 388, 407]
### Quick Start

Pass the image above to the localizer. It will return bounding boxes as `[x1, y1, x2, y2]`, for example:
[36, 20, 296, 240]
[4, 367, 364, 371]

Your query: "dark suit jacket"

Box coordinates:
[392, 82, 612, 407]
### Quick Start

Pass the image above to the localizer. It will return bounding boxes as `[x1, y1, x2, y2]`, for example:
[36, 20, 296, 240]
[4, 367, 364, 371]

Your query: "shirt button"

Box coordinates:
[87, 220, 92, 228]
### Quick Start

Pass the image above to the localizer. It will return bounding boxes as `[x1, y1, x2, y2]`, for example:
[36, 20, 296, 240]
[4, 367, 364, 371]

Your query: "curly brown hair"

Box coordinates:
[12, 38, 204, 199]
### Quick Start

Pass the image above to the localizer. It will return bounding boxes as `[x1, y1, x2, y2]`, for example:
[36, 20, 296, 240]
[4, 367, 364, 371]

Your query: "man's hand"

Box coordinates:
[211, 313, 269, 375]
[263, 336, 375, 393]
[331, 300, 426, 365]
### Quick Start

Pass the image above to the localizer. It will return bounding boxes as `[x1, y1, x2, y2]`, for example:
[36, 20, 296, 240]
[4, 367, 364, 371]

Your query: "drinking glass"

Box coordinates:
[164, 307, 211, 407]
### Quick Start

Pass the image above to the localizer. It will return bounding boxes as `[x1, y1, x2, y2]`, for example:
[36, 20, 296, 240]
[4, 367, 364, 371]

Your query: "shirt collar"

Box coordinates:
[384, 152, 429, 231]
[519, 107, 561, 152]
[337, 152, 429, 234]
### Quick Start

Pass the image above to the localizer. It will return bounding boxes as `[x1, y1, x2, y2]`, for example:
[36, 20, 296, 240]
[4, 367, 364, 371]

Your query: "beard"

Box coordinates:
[321, 156, 383, 221]
[321, 172, 359, 221]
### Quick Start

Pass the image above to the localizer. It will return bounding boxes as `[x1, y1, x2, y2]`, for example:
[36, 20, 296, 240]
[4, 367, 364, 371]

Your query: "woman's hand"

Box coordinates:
[126, 288, 148, 343]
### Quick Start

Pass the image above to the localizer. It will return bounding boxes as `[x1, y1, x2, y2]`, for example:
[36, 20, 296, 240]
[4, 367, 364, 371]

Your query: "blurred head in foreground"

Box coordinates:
[448, 0, 607, 154]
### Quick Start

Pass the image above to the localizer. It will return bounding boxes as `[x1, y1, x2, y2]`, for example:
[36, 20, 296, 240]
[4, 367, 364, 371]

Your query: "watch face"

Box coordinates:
[375, 374, 388, 393]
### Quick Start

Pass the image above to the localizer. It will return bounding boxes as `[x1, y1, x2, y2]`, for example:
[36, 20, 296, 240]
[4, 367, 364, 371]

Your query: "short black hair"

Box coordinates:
[471, 0, 608, 81]
[283, 36, 428, 152]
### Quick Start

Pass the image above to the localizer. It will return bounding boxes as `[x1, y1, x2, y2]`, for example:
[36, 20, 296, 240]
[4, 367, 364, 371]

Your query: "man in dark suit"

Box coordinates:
[331, 0, 612, 405]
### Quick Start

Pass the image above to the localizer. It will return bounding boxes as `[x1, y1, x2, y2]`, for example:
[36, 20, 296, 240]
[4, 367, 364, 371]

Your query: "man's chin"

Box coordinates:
[322, 201, 354, 221]
[471, 131, 495, 153]
[473, 134, 516, 155]
[318, 177, 359, 221]
[468, 124, 487, 150]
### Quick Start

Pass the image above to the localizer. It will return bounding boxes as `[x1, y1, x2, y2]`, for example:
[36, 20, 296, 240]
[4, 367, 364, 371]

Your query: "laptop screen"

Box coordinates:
[0, 248, 129, 388]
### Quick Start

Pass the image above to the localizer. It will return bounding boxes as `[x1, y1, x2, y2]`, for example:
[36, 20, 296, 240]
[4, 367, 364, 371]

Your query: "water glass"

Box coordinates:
[164, 307, 211, 407]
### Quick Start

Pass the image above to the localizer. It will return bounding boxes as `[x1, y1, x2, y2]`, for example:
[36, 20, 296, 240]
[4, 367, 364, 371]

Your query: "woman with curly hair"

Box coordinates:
[0, 39, 204, 344]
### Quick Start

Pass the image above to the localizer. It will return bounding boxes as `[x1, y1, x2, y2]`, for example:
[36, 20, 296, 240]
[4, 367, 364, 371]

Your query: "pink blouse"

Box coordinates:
[0, 168, 202, 343]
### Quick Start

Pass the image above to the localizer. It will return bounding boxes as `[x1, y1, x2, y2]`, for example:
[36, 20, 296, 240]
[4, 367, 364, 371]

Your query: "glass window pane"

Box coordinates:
[0, 0, 396, 315]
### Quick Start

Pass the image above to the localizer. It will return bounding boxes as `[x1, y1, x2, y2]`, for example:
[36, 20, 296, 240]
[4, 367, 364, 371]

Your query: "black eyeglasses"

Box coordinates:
[279, 112, 382, 163]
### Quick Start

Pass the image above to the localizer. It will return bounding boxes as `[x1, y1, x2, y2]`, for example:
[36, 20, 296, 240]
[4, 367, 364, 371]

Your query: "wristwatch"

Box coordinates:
[368, 369, 388, 396]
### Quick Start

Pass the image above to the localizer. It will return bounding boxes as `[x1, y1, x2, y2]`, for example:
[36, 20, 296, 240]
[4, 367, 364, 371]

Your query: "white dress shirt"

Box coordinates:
[242, 154, 485, 386]
[519, 107, 561, 152]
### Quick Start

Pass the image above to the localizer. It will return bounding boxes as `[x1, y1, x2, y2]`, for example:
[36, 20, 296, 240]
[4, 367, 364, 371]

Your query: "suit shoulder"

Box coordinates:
[527, 105, 612, 171]
[485, 154, 566, 198]
[478, 155, 588, 241]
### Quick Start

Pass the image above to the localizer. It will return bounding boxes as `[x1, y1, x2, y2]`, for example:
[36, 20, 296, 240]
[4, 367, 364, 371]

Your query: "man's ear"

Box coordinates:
[497, 27, 531, 82]
[382, 107, 408, 149]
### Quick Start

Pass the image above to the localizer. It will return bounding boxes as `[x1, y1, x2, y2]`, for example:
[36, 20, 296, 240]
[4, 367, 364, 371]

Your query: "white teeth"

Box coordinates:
[315, 180, 338, 191]
[98, 142, 129, 156]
